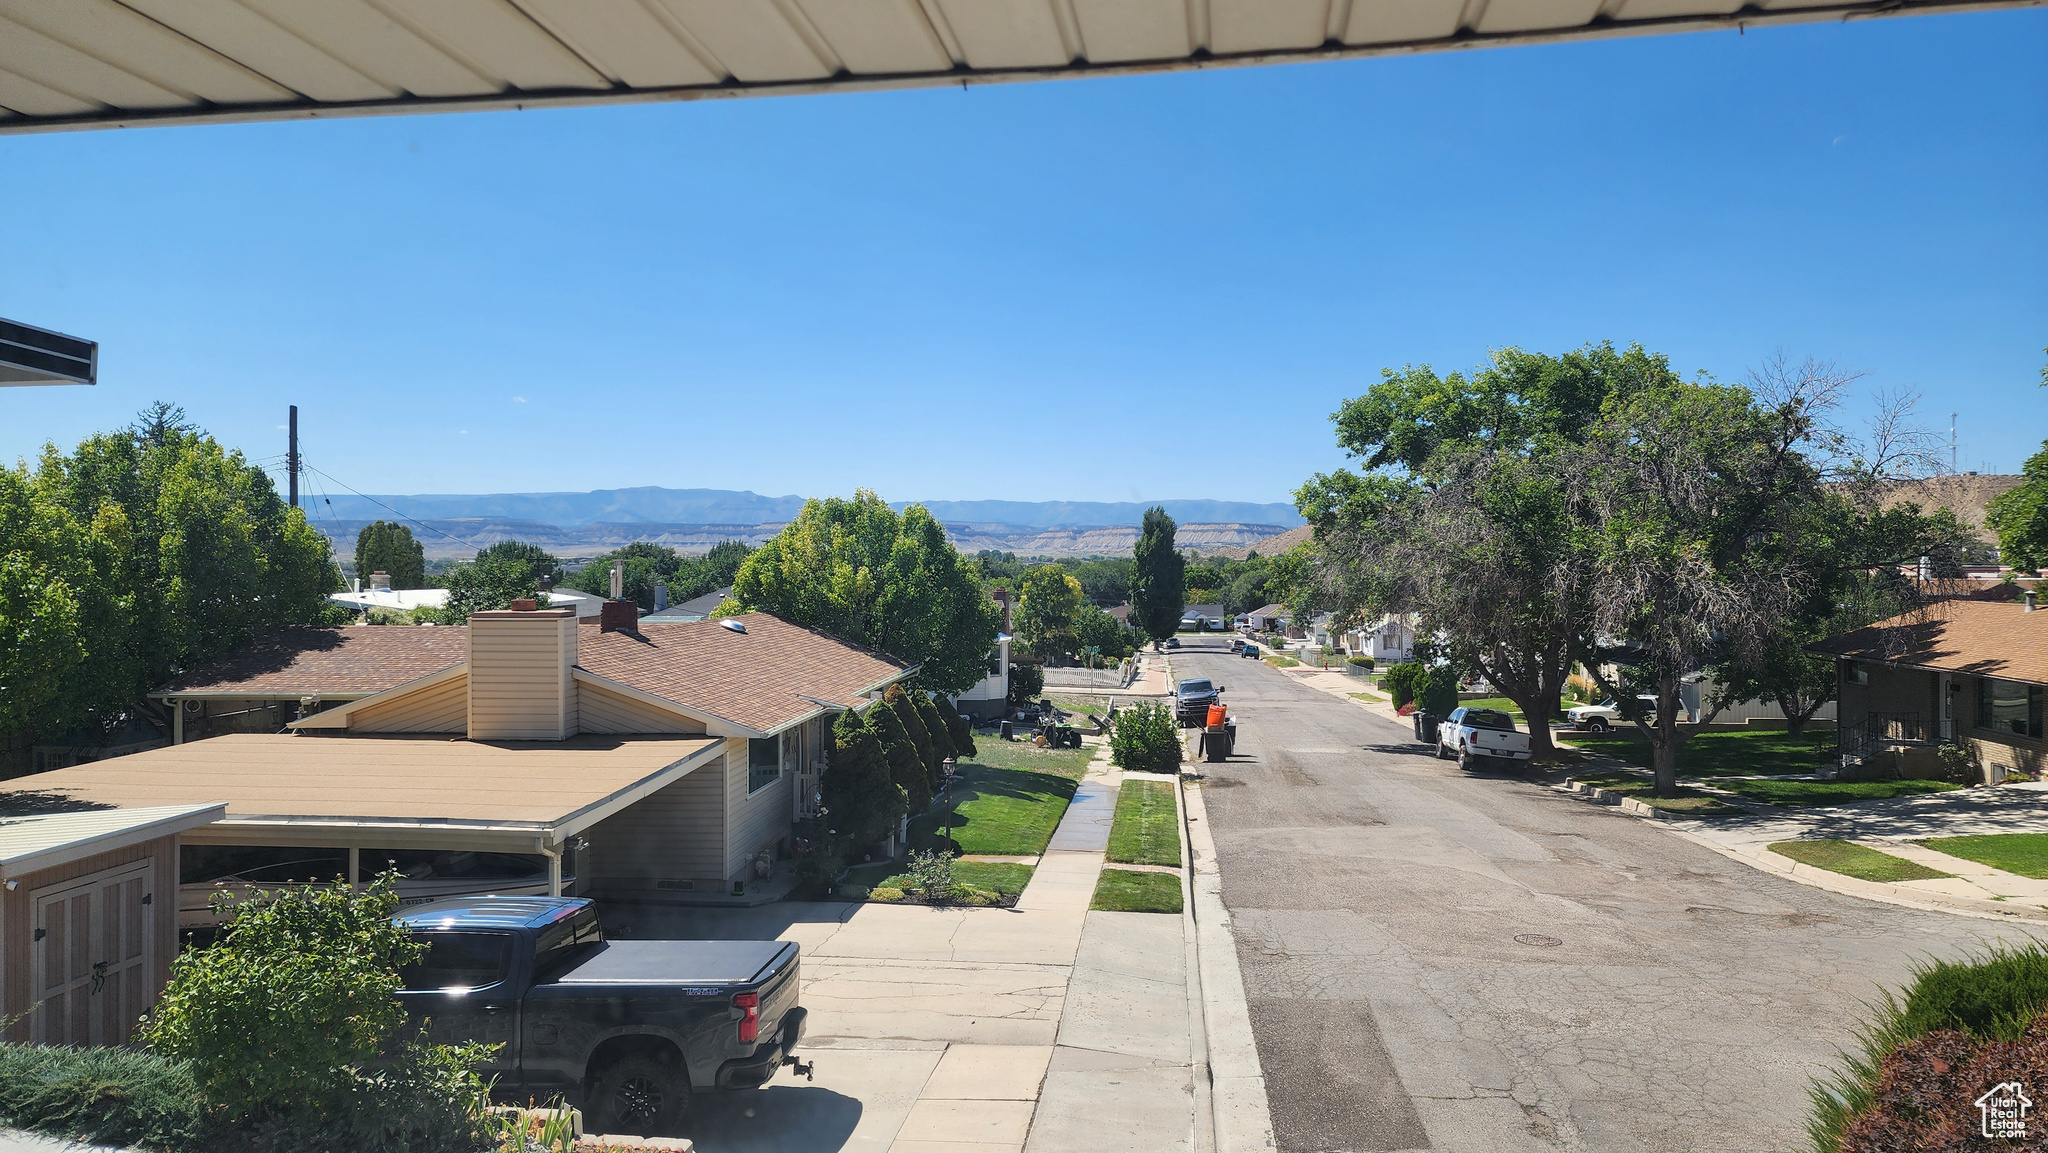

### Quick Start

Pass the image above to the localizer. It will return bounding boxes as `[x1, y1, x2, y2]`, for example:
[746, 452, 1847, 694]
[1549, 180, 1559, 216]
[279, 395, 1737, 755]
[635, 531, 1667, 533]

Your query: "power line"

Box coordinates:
[300, 462, 487, 553]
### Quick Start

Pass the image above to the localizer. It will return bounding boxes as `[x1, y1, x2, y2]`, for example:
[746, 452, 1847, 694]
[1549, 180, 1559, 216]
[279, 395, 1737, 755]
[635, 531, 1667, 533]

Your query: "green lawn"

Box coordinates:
[1457, 696, 1533, 726]
[1917, 834, 2048, 879]
[1768, 839, 1953, 882]
[1564, 728, 1835, 779]
[1569, 771, 1744, 815]
[843, 860, 1035, 900]
[1347, 691, 1384, 703]
[1263, 653, 1301, 668]
[959, 739, 1097, 780]
[1714, 777, 1958, 807]
[909, 763, 1079, 857]
[1106, 779, 1183, 866]
[1089, 868, 1183, 913]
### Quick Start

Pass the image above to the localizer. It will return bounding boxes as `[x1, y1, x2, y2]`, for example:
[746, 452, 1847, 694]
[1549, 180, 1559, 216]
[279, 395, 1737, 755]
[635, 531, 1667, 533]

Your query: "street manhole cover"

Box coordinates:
[1514, 934, 1564, 948]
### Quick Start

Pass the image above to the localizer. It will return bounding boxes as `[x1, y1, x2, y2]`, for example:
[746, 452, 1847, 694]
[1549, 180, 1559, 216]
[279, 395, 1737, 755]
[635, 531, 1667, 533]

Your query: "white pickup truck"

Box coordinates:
[1565, 695, 1682, 732]
[1435, 706, 1531, 769]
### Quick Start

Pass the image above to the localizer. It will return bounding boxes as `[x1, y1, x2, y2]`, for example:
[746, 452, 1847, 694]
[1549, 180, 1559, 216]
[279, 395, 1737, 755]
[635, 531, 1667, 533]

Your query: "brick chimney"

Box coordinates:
[467, 607, 578, 740]
[600, 599, 638, 634]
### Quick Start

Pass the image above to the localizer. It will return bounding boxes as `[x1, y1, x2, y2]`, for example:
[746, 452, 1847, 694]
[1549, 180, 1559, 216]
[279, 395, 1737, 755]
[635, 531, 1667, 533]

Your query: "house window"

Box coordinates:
[749, 735, 781, 793]
[1978, 679, 2044, 740]
[1845, 662, 1869, 686]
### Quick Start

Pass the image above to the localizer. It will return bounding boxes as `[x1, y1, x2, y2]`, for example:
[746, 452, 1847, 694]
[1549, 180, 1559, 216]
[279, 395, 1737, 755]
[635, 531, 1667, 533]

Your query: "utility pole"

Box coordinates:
[1950, 413, 1958, 474]
[287, 405, 300, 508]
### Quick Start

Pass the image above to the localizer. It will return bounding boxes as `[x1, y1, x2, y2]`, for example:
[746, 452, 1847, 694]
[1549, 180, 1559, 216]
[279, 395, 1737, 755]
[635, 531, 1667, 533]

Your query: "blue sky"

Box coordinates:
[2, 10, 2044, 508]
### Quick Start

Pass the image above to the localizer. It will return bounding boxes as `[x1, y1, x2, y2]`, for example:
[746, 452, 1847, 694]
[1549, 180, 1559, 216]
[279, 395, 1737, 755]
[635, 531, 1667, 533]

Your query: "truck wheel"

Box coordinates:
[590, 1054, 688, 1136]
[1434, 740, 1450, 760]
[1457, 746, 1477, 772]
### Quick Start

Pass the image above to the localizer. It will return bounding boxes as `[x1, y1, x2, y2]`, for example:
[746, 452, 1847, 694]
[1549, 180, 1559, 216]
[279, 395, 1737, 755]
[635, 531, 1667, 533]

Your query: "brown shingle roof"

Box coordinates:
[1809, 600, 2048, 686]
[156, 626, 469, 697]
[577, 613, 912, 734]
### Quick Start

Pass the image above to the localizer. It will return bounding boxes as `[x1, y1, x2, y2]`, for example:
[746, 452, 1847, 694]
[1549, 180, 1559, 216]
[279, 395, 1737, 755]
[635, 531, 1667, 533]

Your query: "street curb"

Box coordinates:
[1182, 782, 1277, 1153]
[1177, 773, 1216, 1153]
[1548, 782, 2048, 925]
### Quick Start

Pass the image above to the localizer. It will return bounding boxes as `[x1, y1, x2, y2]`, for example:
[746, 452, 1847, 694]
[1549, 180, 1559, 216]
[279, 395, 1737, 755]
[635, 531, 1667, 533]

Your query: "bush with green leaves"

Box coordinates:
[935, 694, 977, 758]
[139, 873, 494, 1152]
[1383, 662, 1424, 708]
[1418, 665, 1461, 717]
[1007, 661, 1045, 706]
[1346, 655, 1374, 669]
[911, 690, 957, 766]
[866, 696, 932, 813]
[0, 1043, 208, 1150]
[1111, 699, 1183, 774]
[825, 708, 906, 852]
[886, 685, 941, 790]
[1809, 940, 2048, 1152]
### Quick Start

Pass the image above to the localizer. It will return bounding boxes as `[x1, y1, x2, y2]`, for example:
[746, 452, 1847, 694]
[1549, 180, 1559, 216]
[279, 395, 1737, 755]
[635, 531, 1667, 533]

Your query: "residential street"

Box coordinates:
[1174, 636, 2047, 1153]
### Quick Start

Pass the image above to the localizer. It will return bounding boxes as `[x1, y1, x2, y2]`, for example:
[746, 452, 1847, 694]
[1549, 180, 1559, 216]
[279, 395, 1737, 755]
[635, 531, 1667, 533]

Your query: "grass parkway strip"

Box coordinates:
[1768, 839, 1955, 883]
[1106, 778, 1183, 867]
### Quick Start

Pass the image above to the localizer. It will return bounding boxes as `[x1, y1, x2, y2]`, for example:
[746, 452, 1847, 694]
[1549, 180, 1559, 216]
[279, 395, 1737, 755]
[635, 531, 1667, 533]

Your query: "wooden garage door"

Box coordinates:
[30, 861, 155, 1046]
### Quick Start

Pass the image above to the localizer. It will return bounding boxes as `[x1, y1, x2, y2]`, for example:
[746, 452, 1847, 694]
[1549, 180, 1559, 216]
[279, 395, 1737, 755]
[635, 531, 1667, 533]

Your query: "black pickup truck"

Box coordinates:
[1174, 677, 1225, 726]
[393, 896, 806, 1135]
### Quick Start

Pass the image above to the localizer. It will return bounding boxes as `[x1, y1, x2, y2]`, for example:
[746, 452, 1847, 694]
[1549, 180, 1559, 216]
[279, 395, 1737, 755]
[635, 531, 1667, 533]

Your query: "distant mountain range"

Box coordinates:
[307, 487, 1305, 531]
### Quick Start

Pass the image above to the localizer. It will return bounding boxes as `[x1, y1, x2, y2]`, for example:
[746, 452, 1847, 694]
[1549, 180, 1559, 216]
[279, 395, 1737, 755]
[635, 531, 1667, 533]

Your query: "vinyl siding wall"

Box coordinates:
[1, 835, 177, 1045]
[582, 758, 725, 892]
[468, 614, 576, 740]
[724, 727, 805, 881]
[578, 679, 706, 735]
[349, 672, 468, 733]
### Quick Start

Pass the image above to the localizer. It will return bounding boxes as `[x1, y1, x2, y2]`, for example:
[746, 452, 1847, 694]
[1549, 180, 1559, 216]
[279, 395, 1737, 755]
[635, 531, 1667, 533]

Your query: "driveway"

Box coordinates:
[1174, 636, 2045, 1153]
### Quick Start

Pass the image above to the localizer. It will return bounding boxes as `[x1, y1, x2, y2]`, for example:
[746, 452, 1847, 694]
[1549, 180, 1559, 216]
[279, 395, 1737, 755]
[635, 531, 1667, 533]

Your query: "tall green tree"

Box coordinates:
[425, 546, 552, 622]
[471, 540, 561, 587]
[1298, 345, 1666, 752]
[1016, 564, 1083, 660]
[564, 541, 682, 609]
[352, 521, 425, 589]
[1130, 506, 1185, 646]
[910, 690, 958, 765]
[6, 410, 340, 743]
[729, 492, 998, 693]
[885, 684, 940, 794]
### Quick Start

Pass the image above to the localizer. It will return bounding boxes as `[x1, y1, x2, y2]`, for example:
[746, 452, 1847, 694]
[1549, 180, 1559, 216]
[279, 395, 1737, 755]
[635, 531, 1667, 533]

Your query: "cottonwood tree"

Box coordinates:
[1129, 507, 1186, 646]
[1298, 344, 1672, 753]
[730, 492, 998, 694]
[1576, 379, 1840, 794]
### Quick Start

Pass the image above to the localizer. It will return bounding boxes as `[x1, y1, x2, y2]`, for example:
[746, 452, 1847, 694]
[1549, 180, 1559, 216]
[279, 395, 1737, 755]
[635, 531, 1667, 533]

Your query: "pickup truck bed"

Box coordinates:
[548, 940, 793, 986]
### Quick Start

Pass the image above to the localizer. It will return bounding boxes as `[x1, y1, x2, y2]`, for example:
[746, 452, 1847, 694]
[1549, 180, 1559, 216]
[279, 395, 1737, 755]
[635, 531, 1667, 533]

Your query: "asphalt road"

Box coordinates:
[1176, 637, 2043, 1153]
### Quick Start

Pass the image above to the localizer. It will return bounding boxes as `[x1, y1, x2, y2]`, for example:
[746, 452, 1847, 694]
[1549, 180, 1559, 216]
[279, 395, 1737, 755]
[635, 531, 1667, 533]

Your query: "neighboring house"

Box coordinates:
[12, 609, 914, 918]
[2, 804, 225, 1046]
[1810, 596, 2048, 781]
[1184, 604, 1226, 626]
[1106, 604, 1132, 623]
[952, 634, 1012, 721]
[642, 586, 733, 623]
[1344, 615, 1417, 663]
[1244, 604, 1290, 632]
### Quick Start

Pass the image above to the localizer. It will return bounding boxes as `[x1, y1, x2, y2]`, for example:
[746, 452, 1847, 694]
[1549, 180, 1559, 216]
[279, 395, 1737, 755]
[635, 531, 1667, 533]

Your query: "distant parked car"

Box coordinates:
[1165, 637, 1181, 649]
[1241, 645, 1260, 658]
[1566, 696, 1677, 732]
[1228, 637, 1246, 653]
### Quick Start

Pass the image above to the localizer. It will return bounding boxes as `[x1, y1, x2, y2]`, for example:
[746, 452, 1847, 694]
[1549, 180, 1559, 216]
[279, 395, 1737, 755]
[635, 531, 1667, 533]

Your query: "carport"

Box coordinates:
[0, 732, 723, 925]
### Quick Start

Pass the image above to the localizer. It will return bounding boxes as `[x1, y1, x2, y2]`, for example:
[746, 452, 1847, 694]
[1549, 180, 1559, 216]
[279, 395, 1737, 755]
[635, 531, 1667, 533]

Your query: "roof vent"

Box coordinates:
[721, 619, 747, 634]
[2028, 590, 2039, 613]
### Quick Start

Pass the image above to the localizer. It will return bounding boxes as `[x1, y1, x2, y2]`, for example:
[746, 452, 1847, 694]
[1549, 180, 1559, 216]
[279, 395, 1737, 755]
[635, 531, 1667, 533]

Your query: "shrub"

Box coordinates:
[824, 709, 905, 852]
[885, 685, 942, 793]
[866, 698, 931, 813]
[911, 690, 958, 765]
[1383, 662, 1424, 708]
[936, 694, 977, 758]
[1111, 700, 1182, 773]
[0, 1044, 208, 1150]
[1418, 665, 1461, 717]
[1007, 661, 1045, 706]
[1347, 655, 1374, 669]
[139, 873, 494, 1151]
[1809, 940, 2048, 1152]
